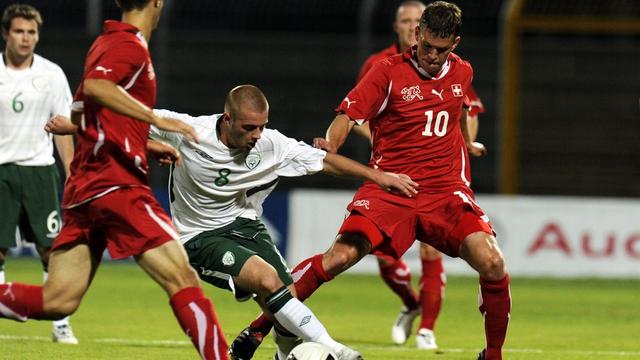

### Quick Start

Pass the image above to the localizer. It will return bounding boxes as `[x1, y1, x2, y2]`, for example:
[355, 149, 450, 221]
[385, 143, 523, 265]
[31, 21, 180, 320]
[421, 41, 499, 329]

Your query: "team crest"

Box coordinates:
[401, 85, 424, 101]
[32, 76, 49, 92]
[245, 153, 261, 169]
[222, 251, 235, 266]
[451, 84, 464, 97]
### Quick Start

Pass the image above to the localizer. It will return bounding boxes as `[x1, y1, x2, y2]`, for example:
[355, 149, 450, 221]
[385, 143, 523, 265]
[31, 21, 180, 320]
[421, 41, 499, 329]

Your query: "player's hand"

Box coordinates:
[374, 171, 418, 198]
[147, 139, 181, 166]
[313, 137, 337, 153]
[45, 115, 78, 135]
[467, 141, 487, 157]
[154, 116, 200, 144]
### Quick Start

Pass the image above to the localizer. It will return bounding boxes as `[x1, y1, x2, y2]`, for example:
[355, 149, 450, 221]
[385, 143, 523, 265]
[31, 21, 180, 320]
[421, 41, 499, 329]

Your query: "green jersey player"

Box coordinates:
[150, 84, 418, 360]
[0, 3, 76, 344]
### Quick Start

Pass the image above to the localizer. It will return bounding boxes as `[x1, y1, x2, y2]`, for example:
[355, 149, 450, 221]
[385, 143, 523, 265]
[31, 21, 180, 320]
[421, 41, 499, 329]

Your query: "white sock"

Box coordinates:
[0, 270, 5, 284]
[273, 298, 341, 351]
[44, 271, 71, 327]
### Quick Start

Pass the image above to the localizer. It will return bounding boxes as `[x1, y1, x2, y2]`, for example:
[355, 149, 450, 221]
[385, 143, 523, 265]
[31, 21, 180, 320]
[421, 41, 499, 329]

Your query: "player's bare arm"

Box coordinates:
[82, 78, 199, 143]
[53, 132, 74, 178]
[460, 108, 486, 157]
[312, 113, 353, 152]
[322, 152, 418, 197]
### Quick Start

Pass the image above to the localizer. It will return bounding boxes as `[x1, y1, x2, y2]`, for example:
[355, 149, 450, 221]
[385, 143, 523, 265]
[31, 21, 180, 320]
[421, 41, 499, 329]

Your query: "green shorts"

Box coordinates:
[184, 217, 292, 301]
[0, 164, 62, 248]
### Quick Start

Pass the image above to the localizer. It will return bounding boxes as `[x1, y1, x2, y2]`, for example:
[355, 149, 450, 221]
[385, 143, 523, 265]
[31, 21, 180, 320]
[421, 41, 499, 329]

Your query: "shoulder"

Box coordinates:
[367, 44, 399, 64]
[262, 128, 289, 143]
[449, 53, 473, 75]
[34, 54, 66, 75]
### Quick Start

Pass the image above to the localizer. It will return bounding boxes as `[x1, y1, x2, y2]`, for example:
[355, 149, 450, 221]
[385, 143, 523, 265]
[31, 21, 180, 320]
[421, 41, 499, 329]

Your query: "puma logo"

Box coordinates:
[95, 66, 113, 75]
[431, 89, 444, 101]
[3, 283, 15, 302]
[344, 97, 356, 108]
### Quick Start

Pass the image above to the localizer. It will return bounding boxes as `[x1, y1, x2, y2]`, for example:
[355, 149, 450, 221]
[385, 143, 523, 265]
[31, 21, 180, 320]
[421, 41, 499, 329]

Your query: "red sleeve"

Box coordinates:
[337, 60, 391, 124]
[466, 85, 485, 117]
[85, 40, 147, 87]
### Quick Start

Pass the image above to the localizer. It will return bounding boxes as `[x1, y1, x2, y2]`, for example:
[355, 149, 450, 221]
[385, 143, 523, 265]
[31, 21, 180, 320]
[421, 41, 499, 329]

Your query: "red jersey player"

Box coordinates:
[231, 2, 510, 360]
[351, 1, 488, 351]
[0, 1, 229, 359]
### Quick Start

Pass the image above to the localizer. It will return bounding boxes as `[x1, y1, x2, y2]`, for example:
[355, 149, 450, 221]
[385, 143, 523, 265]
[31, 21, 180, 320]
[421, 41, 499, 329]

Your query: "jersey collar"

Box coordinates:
[102, 20, 148, 48]
[405, 45, 451, 80]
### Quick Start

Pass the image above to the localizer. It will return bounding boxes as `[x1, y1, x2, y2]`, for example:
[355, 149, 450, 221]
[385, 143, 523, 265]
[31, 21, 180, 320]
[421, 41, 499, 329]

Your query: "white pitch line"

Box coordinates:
[2, 334, 640, 357]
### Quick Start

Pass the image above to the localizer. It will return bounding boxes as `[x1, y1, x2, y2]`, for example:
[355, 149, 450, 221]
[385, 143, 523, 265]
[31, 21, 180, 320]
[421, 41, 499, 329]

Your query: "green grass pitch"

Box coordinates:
[1, 258, 639, 359]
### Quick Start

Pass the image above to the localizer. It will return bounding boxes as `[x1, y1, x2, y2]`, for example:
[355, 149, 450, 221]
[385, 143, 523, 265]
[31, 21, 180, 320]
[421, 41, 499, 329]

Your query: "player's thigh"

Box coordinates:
[235, 255, 285, 299]
[416, 188, 493, 257]
[0, 164, 23, 248]
[459, 231, 506, 280]
[135, 239, 199, 296]
[20, 165, 62, 248]
[183, 226, 257, 301]
[43, 242, 98, 313]
[93, 188, 179, 260]
[242, 220, 292, 288]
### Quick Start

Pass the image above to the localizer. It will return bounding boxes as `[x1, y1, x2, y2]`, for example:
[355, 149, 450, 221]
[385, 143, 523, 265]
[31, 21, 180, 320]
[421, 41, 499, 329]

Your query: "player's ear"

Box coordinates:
[451, 36, 461, 52]
[222, 113, 232, 126]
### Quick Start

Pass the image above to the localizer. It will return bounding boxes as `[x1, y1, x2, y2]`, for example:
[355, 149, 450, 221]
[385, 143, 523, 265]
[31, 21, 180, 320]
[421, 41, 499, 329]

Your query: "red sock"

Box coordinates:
[249, 254, 333, 335]
[379, 258, 419, 310]
[248, 312, 273, 335]
[291, 254, 333, 301]
[0, 283, 44, 321]
[479, 274, 511, 360]
[418, 258, 445, 330]
[170, 287, 229, 360]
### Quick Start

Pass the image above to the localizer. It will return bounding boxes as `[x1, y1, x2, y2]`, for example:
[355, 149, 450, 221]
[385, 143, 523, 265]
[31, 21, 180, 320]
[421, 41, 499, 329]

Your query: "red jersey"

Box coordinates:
[63, 21, 157, 208]
[338, 47, 473, 190]
[358, 43, 484, 117]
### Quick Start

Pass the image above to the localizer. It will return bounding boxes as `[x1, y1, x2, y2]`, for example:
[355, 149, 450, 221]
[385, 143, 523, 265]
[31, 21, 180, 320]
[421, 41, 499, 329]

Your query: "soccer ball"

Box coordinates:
[286, 342, 338, 360]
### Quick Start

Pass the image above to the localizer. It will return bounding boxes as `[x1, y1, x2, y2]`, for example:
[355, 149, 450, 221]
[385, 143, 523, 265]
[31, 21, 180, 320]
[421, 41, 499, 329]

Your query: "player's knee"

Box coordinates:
[170, 265, 200, 290]
[324, 243, 360, 275]
[480, 254, 506, 281]
[44, 297, 81, 319]
[255, 271, 285, 298]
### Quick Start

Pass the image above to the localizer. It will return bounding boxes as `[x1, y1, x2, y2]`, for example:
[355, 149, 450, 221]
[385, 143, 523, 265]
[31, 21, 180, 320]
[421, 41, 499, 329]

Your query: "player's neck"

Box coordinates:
[3, 50, 33, 70]
[121, 12, 153, 43]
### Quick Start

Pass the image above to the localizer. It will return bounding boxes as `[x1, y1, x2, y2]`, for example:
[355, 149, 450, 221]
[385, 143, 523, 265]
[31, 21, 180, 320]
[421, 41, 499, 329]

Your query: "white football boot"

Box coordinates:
[391, 306, 420, 344]
[415, 328, 438, 350]
[52, 322, 78, 345]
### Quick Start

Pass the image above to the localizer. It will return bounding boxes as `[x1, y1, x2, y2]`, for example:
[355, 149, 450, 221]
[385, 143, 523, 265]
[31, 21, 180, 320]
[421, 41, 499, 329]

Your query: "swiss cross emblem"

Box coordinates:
[451, 84, 463, 97]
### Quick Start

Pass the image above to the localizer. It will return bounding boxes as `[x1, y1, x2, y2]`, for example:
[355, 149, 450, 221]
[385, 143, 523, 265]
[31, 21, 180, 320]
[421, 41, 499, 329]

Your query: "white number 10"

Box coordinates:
[421, 110, 449, 137]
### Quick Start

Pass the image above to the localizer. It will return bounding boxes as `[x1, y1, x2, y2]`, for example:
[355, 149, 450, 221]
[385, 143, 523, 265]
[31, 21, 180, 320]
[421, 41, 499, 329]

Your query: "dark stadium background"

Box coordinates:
[13, 0, 640, 197]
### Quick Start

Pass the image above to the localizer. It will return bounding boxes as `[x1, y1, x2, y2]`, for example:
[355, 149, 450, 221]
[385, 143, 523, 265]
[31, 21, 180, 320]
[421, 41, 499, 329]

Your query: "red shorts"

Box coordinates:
[340, 184, 494, 260]
[53, 187, 178, 259]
